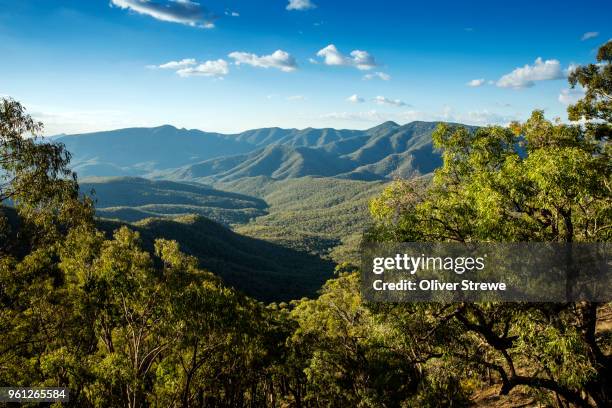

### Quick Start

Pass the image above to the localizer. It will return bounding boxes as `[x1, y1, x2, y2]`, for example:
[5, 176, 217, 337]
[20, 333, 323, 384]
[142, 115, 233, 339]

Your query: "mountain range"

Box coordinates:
[53, 120, 469, 300]
[56, 121, 466, 181]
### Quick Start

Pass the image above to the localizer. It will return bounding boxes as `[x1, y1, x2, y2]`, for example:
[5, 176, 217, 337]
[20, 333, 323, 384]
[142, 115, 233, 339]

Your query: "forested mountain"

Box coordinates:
[57, 121, 465, 181]
[220, 176, 386, 260]
[80, 176, 267, 225]
[97, 214, 334, 302]
[57, 125, 255, 177]
[162, 145, 357, 182]
[77, 175, 386, 261]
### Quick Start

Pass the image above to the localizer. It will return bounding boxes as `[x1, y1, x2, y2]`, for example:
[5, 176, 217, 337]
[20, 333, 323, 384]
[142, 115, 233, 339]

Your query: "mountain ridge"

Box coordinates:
[56, 121, 475, 181]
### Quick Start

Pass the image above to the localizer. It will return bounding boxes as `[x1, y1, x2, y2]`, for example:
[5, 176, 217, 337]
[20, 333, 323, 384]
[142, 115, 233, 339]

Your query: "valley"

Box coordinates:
[61, 121, 450, 301]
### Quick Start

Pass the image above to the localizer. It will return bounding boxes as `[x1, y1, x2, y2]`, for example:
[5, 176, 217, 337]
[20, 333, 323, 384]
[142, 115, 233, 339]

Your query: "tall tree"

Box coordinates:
[367, 42, 611, 407]
[0, 98, 93, 251]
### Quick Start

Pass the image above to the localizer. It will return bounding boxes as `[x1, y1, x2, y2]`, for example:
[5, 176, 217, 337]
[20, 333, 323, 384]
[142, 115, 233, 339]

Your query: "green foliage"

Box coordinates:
[81, 176, 267, 225]
[96, 214, 335, 303]
[365, 44, 612, 407]
[0, 98, 94, 248]
[3, 222, 280, 407]
[568, 40, 612, 144]
[288, 272, 423, 407]
[223, 176, 386, 261]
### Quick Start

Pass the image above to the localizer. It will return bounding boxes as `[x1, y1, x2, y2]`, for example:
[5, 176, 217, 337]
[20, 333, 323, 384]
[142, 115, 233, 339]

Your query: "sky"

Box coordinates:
[0, 0, 610, 135]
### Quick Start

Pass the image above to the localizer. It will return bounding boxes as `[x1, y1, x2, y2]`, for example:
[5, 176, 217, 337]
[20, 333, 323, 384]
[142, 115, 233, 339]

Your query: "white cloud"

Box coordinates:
[363, 71, 391, 81]
[496, 57, 564, 89]
[286, 0, 316, 11]
[110, 0, 215, 28]
[316, 44, 377, 70]
[321, 107, 517, 126]
[373, 96, 407, 107]
[346, 94, 364, 103]
[308, 58, 319, 64]
[467, 78, 485, 87]
[224, 10, 239, 17]
[322, 110, 436, 124]
[321, 110, 394, 122]
[581, 31, 599, 41]
[176, 59, 229, 77]
[565, 63, 580, 76]
[558, 86, 585, 105]
[229, 50, 298, 72]
[156, 58, 197, 69]
[456, 110, 517, 126]
[287, 95, 305, 101]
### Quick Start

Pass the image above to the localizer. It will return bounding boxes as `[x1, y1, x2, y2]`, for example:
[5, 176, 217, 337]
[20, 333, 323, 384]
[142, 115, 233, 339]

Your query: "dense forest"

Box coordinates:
[0, 43, 610, 407]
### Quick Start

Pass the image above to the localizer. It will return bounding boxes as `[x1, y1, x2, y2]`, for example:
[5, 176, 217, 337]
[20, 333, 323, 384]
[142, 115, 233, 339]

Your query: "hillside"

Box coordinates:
[217, 176, 387, 261]
[56, 121, 465, 266]
[160, 121, 450, 182]
[164, 145, 357, 183]
[76, 175, 389, 265]
[56, 121, 471, 181]
[81, 177, 268, 225]
[57, 125, 256, 177]
[97, 215, 335, 302]
[80, 177, 267, 225]
[2, 203, 333, 302]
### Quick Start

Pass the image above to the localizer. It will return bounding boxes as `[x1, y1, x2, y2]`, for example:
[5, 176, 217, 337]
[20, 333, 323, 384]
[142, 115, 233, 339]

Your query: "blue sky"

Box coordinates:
[0, 0, 610, 135]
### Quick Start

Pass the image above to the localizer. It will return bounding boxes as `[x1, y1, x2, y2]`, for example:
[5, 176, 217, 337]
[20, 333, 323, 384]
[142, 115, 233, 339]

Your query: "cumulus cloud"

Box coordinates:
[558, 86, 585, 105]
[316, 44, 377, 70]
[467, 78, 485, 87]
[286, 0, 316, 11]
[346, 94, 364, 103]
[225, 10, 239, 17]
[581, 31, 599, 41]
[373, 96, 407, 107]
[156, 58, 197, 69]
[363, 71, 391, 81]
[496, 57, 564, 89]
[229, 50, 298, 72]
[176, 59, 229, 77]
[110, 0, 215, 28]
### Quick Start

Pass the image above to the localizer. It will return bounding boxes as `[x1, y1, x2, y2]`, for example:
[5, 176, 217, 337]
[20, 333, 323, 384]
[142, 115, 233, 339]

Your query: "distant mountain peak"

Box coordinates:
[153, 124, 178, 131]
[367, 121, 400, 132]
